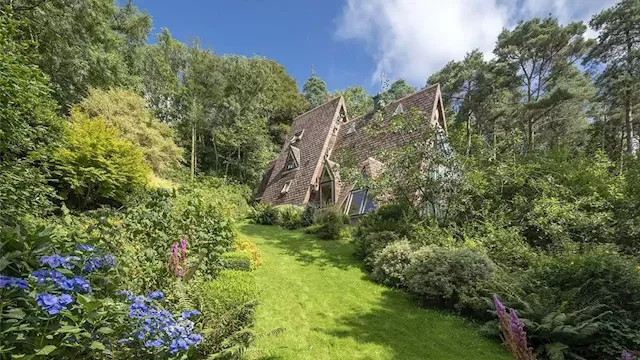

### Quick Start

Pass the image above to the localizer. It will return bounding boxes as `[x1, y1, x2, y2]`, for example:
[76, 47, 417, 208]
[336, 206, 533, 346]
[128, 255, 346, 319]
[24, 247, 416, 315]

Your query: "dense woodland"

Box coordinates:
[1, 0, 640, 359]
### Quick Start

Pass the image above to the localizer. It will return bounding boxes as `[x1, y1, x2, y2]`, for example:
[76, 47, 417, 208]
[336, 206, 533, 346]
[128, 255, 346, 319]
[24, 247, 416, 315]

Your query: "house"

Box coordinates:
[255, 83, 447, 218]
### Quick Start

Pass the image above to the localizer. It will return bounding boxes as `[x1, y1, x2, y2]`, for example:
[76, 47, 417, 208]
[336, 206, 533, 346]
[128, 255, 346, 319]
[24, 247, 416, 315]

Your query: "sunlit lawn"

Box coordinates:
[239, 223, 511, 360]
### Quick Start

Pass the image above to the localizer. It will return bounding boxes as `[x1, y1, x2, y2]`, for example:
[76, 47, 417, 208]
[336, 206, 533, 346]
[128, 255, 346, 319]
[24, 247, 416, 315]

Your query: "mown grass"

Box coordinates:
[239, 223, 511, 360]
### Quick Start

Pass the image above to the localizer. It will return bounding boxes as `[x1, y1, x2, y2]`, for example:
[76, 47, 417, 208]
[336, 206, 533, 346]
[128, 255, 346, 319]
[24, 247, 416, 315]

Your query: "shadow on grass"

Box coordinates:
[321, 289, 509, 360]
[238, 223, 359, 271]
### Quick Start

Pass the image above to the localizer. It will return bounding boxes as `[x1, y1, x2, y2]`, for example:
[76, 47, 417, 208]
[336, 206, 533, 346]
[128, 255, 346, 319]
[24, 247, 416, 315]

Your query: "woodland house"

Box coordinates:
[255, 83, 447, 218]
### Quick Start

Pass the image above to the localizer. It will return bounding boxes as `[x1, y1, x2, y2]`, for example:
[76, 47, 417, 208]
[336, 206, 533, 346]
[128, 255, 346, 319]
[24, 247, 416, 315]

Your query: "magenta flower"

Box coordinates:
[493, 295, 536, 360]
[169, 236, 189, 277]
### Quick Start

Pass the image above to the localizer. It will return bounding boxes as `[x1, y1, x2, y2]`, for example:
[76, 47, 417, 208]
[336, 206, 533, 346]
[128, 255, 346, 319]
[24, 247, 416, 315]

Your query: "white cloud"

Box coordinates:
[335, 0, 616, 86]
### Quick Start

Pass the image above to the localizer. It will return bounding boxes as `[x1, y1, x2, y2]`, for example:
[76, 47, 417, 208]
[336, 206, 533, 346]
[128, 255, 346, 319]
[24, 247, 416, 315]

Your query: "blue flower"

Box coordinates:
[118, 290, 135, 301]
[36, 292, 74, 315]
[179, 310, 200, 319]
[39, 255, 79, 270]
[83, 255, 117, 273]
[147, 290, 164, 300]
[169, 338, 189, 354]
[31, 271, 91, 293]
[67, 276, 92, 293]
[145, 338, 164, 348]
[76, 244, 96, 252]
[0, 276, 29, 290]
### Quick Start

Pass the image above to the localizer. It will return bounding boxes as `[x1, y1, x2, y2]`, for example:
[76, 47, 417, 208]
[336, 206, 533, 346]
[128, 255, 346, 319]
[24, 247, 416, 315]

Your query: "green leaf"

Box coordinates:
[55, 325, 83, 334]
[35, 345, 57, 355]
[89, 341, 106, 351]
[4, 308, 25, 320]
[96, 327, 114, 335]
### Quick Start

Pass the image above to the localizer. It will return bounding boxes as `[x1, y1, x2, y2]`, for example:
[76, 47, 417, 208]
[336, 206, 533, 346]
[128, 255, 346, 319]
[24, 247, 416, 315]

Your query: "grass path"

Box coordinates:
[239, 223, 510, 360]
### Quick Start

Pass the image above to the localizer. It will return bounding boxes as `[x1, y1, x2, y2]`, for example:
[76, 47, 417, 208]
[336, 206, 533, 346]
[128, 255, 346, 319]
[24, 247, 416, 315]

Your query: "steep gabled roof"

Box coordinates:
[331, 84, 445, 207]
[331, 84, 444, 167]
[259, 96, 345, 205]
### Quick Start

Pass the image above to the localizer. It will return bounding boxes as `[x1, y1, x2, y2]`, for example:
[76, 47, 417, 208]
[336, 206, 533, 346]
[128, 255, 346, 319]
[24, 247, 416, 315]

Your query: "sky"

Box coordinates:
[133, 0, 617, 94]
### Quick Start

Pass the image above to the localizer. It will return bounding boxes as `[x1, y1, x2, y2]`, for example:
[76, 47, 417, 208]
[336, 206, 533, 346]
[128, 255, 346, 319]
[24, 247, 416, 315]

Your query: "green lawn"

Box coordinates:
[238, 223, 511, 360]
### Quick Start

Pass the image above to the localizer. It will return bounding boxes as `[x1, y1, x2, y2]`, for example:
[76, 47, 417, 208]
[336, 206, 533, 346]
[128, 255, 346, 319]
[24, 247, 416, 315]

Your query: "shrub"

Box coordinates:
[472, 224, 536, 269]
[174, 178, 250, 222]
[520, 250, 640, 359]
[252, 203, 281, 225]
[370, 240, 414, 287]
[358, 203, 415, 238]
[221, 252, 252, 271]
[275, 204, 305, 229]
[193, 270, 258, 358]
[301, 205, 317, 227]
[235, 236, 262, 269]
[77, 88, 183, 175]
[311, 208, 345, 240]
[52, 111, 150, 209]
[404, 245, 496, 312]
[354, 231, 401, 264]
[0, 161, 58, 226]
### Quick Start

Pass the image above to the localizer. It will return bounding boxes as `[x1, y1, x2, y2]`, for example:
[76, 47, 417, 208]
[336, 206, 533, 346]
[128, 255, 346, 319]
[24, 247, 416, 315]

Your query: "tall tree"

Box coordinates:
[586, 0, 640, 155]
[382, 79, 416, 102]
[334, 86, 373, 118]
[494, 17, 594, 151]
[6, 0, 151, 110]
[303, 69, 329, 109]
[428, 51, 509, 156]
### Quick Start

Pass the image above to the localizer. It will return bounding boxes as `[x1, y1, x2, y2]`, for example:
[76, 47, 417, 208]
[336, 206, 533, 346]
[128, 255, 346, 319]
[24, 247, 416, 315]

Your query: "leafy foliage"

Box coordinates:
[52, 111, 150, 209]
[77, 88, 183, 175]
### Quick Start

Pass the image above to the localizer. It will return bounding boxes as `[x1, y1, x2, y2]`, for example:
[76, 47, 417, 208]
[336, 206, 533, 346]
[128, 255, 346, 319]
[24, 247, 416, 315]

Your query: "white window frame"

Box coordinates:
[281, 180, 293, 194]
[344, 189, 375, 216]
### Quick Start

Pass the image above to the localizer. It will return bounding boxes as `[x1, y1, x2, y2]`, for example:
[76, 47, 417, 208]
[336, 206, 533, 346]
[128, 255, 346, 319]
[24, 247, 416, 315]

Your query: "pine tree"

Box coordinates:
[303, 69, 329, 109]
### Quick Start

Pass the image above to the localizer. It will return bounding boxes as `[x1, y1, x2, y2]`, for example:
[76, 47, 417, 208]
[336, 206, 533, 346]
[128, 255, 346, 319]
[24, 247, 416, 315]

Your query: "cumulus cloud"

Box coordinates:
[335, 0, 616, 86]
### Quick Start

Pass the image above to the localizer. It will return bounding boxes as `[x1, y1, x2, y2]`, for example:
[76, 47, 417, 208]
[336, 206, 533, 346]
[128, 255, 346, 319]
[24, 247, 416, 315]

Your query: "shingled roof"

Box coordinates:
[257, 96, 346, 205]
[256, 84, 446, 211]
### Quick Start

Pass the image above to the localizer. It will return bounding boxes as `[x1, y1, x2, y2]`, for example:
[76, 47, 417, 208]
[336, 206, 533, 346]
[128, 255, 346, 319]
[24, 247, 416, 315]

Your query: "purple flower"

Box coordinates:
[147, 290, 164, 300]
[67, 276, 92, 293]
[76, 244, 96, 252]
[36, 293, 74, 315]
[493, 294, 506, 318]
[83, 255, 116, 273]
[0, 276, 29, 290]
[31, 270, 91, 293]
[622, 351, 637, 360]
[509, 308, 528, 349]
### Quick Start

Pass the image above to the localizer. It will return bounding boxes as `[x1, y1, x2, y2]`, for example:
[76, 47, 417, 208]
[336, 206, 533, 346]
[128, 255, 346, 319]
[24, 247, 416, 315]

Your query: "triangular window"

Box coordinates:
[284, 146, 300, 172]
[393, 103, 404, 117]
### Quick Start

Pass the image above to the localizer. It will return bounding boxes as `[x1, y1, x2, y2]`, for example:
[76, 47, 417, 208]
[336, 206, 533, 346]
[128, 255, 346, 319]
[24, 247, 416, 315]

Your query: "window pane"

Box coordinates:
[348, 190, 366, 215]
[362, 197, 375, 213]
[320, 183, 333, 207]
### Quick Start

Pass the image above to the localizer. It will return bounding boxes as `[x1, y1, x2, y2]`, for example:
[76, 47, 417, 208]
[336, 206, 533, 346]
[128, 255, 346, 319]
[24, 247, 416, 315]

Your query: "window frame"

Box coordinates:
[344, 189, 375, 216]
[281, 180, 293, 194]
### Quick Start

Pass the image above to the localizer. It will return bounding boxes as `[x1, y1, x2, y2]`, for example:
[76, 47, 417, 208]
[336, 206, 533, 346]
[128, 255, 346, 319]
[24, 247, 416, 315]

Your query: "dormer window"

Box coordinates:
[291, 129, 305, 144]
[347, 122, 356, 135]
[284, 146, 300, 172]
[393, 103, 404, 117]
[281, 180, 293, 194]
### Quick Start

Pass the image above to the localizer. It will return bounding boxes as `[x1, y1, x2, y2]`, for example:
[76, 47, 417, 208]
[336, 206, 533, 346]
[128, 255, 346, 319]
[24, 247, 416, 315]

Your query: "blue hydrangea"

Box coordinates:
[76, 244, 96, 252]
[0, 276, 29, 290]
[119, 290, 203, 354]
[31, 270, 92, 293]
[39, 255, 80, 270]
[147, 290, 164, 300]
[36, 293, 74, 315]
[83, 255, 117, 273]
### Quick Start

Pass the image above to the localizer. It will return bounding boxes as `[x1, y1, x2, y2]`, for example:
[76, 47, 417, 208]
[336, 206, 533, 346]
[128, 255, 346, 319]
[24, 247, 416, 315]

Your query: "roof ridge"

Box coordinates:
[344, 83, 440, 124]
[291, 96, 342, 121]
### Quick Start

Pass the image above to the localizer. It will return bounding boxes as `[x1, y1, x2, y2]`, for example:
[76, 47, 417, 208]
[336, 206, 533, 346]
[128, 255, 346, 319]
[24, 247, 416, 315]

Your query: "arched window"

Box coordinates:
[319, 166, 334, 207]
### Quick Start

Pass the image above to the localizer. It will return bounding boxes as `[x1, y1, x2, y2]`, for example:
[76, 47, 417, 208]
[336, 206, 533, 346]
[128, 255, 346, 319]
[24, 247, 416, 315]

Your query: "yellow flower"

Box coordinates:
[636, 265, 640, 271]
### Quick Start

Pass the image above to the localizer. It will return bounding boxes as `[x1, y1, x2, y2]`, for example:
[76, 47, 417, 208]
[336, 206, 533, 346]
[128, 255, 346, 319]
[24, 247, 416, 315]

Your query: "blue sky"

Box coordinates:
[133, 0, 616, 94]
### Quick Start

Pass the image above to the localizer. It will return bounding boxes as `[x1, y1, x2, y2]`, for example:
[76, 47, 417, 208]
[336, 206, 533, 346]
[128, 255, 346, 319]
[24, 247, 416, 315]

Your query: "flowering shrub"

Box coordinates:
[493, 295, 536, 360]
[169, 236, 189, 277]
[117, 290, 203, 356]
[0, 243, 124, 358]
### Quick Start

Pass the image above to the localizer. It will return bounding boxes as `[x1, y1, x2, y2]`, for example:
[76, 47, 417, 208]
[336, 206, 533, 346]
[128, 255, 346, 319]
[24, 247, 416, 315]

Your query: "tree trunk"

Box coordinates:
[626, 97, 635, 155]
[191, 121, 196, 180]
